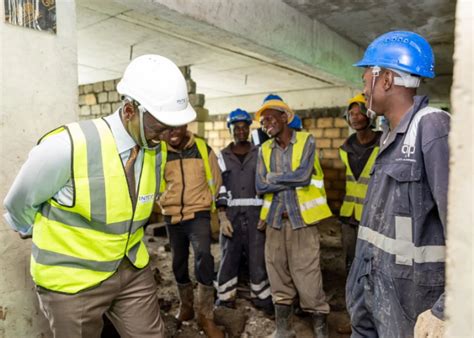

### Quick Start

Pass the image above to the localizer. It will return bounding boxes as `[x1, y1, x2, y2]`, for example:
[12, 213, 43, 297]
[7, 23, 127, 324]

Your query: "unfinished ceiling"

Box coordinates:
[77, 0, 455, 109]
[283, 0, 456, 89]
[76, 1, 330, 100]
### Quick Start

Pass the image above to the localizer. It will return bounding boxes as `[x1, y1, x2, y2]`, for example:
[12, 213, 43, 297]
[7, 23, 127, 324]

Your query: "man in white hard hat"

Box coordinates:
[3, 54, 196, 337]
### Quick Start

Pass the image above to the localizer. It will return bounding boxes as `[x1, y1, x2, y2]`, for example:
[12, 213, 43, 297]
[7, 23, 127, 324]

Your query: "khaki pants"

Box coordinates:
[265, 219, 330, 314]
[36, 259, 165, 338]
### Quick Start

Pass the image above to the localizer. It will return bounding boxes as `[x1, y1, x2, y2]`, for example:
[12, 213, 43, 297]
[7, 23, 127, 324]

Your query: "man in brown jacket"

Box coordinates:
[158, 125, 223, 338]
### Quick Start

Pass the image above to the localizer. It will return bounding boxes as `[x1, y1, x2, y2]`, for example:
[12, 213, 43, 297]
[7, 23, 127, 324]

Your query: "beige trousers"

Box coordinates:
[36, 259, 165, 338]
[265, 219, 330, 314]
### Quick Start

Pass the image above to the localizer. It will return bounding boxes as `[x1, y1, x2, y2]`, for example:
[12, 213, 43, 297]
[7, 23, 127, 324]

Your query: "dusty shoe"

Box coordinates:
[312, 313, 328, 338]
[270, 304, 296, 338]
[176, 282, 194, 322]
[197, 283, 225, 338]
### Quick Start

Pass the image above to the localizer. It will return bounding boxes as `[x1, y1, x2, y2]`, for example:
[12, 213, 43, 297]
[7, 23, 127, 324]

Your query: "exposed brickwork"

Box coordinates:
[77, 74, 350, 271]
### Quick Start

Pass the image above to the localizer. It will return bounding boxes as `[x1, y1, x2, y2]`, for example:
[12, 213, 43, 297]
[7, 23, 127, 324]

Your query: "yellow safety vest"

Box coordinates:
[31, 119, 159, 294]
[160, 137, 217, 212]
[260, 132, 332, 225]
[339, 146, 379, 221]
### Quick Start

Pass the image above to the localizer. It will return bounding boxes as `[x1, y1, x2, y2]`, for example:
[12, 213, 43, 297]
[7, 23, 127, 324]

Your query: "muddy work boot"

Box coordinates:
[311, 313, 329, 338]
[196, 283, 225, 338]
[176, 282, 195, 322]
[271, 304, 296, 338]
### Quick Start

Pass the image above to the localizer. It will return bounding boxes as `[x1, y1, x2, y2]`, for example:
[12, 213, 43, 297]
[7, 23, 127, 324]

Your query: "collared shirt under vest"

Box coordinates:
[256, 131, 332, 229]
[30, 118, 163, 294]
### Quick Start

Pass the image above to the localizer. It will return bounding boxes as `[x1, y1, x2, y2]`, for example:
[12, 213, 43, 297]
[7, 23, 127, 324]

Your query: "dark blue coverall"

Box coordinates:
[215, 143, 272, 312]
[346, 96, 450, 338]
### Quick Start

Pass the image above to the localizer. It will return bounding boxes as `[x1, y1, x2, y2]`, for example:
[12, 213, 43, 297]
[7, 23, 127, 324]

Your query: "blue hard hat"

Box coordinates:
[227, 108, 252, 128]
[288, 115, 302, 130]
[354, 31, 435, 78]
[263, 94, 283, 102]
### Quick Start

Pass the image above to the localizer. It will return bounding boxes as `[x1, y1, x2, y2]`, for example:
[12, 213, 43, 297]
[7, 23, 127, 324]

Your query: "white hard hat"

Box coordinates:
[117, 54, 196, 126]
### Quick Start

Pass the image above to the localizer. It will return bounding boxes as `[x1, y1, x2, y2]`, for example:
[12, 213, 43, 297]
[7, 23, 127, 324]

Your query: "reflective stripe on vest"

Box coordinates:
[227, 197, 263, 207]
[339, 146, 379, 221]
[259, 132, 332, 224]
[31, 119, 158, 294]
[161, 138, 217, 211]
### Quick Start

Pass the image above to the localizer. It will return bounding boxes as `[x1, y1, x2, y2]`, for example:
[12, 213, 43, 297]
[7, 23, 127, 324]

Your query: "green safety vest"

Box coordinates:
[160, 137, 217, 212]
[260, 132, 332, 225]
[339, 146, 379, 221]
[31, 119, 159, 294]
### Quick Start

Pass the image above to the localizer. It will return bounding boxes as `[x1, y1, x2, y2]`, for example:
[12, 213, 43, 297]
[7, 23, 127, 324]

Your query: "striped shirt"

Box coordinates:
[255, 131, 316, 230]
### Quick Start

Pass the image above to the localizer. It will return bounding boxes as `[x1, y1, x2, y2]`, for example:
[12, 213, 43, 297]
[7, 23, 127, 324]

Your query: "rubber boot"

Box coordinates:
[270, 304, 296, 338]
[311, 313, 329, 338]
[176, 282, 194, 322]
[196, 283, 225, 338]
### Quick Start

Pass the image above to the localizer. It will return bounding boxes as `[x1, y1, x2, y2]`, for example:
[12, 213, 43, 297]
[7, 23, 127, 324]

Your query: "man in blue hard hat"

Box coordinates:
[215, 108, 273, 314]
[345, 31, 449, 338]
[288, 114, 303, 131]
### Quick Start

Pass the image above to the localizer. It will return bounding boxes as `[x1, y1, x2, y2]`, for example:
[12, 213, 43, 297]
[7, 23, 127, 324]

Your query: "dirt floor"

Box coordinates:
[104, 223, 351, 338]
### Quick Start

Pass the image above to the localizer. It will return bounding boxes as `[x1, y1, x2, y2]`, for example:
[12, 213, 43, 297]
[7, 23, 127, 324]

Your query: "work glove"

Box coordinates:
[257, 219, 266, 231]
[218, 210, 233, 238]
[414, 310, 445, 338]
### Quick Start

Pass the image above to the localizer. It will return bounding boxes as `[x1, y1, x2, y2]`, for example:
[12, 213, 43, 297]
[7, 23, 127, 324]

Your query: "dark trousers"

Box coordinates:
[166, 212, 214, 286]
[217, 212, 272, 309]
[341, 220, 359, 272]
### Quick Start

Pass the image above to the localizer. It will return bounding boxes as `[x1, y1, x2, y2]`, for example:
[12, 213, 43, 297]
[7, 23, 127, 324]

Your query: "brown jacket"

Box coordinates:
[158, 132, 222, 224]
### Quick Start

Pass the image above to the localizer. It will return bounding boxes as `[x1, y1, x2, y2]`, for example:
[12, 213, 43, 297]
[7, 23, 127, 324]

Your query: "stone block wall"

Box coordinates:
[204, 108, 348, 216]
[78, 65, 209, 125]
[77, 73, 349, 273]
[77, 75, 349, 215]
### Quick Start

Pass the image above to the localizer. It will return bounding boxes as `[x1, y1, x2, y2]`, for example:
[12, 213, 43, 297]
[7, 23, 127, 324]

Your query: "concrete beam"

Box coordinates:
[111, 0, 364, 87]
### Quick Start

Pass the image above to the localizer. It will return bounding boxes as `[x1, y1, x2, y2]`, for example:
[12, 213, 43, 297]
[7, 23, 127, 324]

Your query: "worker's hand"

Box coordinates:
[414, 310, 445, 338]
[218, 210, 233, 238]
[257, 219, 266, 231]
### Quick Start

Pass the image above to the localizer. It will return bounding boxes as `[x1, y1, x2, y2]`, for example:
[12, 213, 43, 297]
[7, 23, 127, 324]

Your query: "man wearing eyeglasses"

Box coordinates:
[3, 54, 194, 338]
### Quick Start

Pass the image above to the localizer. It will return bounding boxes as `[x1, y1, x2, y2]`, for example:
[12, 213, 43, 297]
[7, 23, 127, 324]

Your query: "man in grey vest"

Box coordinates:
[346, 31, 449, 338]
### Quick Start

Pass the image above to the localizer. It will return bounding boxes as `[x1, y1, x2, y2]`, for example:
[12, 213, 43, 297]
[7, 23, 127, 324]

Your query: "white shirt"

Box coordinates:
[3, 110, 143, 236]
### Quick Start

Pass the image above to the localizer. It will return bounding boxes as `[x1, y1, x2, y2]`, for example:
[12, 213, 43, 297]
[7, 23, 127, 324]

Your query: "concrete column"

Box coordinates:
[445, 0, 473, 335]
[0, 0, 78, 336]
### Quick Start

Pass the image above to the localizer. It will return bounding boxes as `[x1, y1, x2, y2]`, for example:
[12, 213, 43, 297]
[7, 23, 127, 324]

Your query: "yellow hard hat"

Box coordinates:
[347, 93, 366, 109]
[255, 94, 295, 124]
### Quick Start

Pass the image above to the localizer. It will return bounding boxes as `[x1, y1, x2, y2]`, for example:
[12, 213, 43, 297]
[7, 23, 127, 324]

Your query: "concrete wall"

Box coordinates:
[445, 0, 473, 335]
[0, 0, 78, 336]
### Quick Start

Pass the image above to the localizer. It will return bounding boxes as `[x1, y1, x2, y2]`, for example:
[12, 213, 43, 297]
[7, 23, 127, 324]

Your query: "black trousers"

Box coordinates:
[166, 212, 214, 286]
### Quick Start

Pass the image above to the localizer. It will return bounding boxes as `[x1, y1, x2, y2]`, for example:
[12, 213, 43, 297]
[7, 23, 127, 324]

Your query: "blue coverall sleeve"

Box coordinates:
[421, 113, 450, 320]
